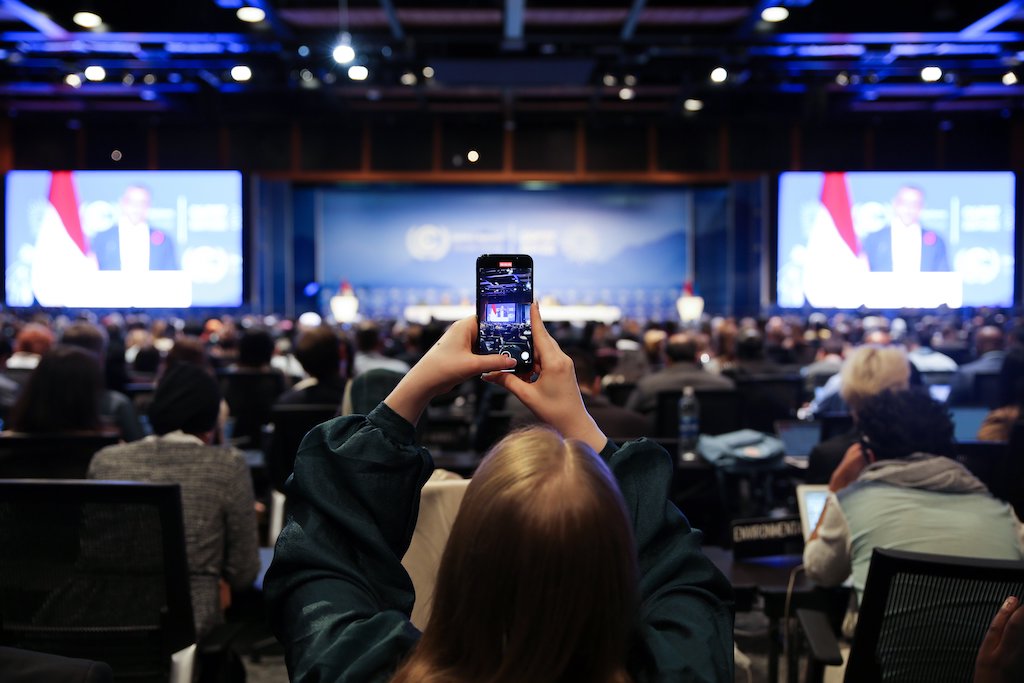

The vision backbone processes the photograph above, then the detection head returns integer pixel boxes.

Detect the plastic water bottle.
[678,386,700,456]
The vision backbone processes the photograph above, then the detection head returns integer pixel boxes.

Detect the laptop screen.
[929,384,952,403]
[951,406,990,443]
[775,420,822,458]
[797,484,830,540]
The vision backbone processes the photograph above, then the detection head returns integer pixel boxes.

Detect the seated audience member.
[726,329,784,377]
[265,306,734,683]
[276,326,349,407]
[510,348,652,441]
[950,325,1005,405]
[978,347,1024,442]
[807,325,895,416]
[61,321,144,441]
[1,323,57,411]
[905,327,958,372]
[804,389,1024,604]
[88,363,260,642]
[626,331,735,414]
[7,346,106,435]
[801,337,844,396]
[223,327,287,447]
[352,322,410,377]
[805,345,911,484]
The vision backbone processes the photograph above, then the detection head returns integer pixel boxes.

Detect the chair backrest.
[0,434,120,479]
[955,440,1013,504]
[972,373,1002,409]
[819,412,855,442]
[220,369,287,448]
[266,405,339,492]
[604,382,636,408]
[846,547,1024,683]
[734,375,804,433]
[655,389,741,438]
[0,479,196,683]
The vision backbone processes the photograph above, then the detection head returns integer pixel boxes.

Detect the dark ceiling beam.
[620,0,647,41]
[504,0,524,42]
[961,1,1024,38]
[0,0,69,39]
[760,31,1024,44]
[378,0,405,41]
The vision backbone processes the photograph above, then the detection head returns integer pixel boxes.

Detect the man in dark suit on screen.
[861,185,950,272]
[90,185,178,271]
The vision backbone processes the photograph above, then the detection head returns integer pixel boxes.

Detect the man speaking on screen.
[91,185,178,271]
[861,185,950,273]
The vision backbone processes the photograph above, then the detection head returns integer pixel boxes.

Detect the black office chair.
[0,479,197,683]
[819,412,855,442]
[604,382,636,407]
[973,373,1002,409]
[654,389,740,438]
[734,375,804,433]
[0,434,120,479]
[221,368,288,449]
[797,547,1024,683]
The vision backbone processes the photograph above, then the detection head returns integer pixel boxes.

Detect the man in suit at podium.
[861,185,950,273]
[91,185,178,271]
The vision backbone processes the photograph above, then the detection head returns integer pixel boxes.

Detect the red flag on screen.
[48,171,89,255]
[820,172,858,256]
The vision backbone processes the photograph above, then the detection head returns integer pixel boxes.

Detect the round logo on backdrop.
[405,224,451,261]
[954,247,1000,285]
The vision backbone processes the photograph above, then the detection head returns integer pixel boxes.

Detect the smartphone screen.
[476,254,534,373]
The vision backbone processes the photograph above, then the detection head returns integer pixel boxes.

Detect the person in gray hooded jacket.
[804,388,1024,604]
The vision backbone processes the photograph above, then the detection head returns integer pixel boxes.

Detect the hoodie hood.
[858,453,989,495]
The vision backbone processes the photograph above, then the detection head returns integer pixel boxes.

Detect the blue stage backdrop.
[309,184,691,320]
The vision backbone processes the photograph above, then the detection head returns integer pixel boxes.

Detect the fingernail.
[1005,596,1018,609]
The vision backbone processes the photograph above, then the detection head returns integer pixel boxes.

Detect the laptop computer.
[796,484,830,540]
[775,420,822,469]
[950,406,990,443]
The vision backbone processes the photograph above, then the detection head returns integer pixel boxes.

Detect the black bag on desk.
[698,429,785,466]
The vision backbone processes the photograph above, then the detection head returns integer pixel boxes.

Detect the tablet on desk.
[796,484,830,541]
[951,406,990,443]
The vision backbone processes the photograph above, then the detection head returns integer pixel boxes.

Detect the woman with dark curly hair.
[803,388,1024,605]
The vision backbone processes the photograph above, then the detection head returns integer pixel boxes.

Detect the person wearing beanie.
[88,363,260,649]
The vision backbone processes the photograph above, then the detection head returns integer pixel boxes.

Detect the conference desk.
[704,546,849,683]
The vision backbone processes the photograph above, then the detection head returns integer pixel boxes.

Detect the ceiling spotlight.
[602,74,617,87]
[299,69,314,82]
[333,33,356,65]
[623,74,637,87]
[710,67,728,83]
[1003,71,1019,86]
[64,73,82,88]
[422,65,435,79]
[836,72,850,86]
[467,150,480,163]
[83,65,105,82]
[230,65,252,82]
[683,98,704,112]
[72,11,102,29]
[110,149,122,162]
[760,6,789,23]
[122,73,135,86]
[298,45,310,58]
[347,65,368,81]
[143,73,157,85]
[236,6,266,23]
[400,71,417,86]
[921,66,942,82]
[618,87,635,100]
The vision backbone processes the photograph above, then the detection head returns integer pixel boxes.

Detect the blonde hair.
[839,344,911,413]
[391,426,637,683]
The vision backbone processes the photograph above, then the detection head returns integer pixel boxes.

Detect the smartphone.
[475,254,534,373]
